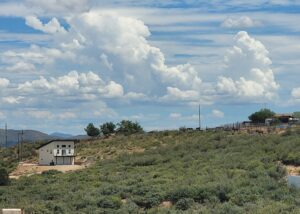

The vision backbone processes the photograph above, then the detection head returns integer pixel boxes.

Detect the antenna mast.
[198,104,201,131]
[5,123,7,147]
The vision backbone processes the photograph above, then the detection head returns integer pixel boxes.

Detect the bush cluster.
[85,120,144,137]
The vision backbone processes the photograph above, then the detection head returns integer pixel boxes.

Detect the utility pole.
[17,132,20,161]
[20,130,23,161]
[5,123,7,147]
[199,104,201,131]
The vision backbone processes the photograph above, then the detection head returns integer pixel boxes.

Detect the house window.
[69,149,71,154]
[62,145,66,148]
[57,150,59,154]
[68,145,71,148]
[57,145,59,148]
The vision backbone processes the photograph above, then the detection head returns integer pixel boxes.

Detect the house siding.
[38,140,75,165]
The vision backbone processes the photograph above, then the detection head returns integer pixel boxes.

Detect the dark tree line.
[85,120,143,137]
[248,108,275,123]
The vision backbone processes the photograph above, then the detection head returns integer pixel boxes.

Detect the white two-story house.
[37,140,77,165]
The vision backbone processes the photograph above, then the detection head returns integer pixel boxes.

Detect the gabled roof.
[36,139,79,149]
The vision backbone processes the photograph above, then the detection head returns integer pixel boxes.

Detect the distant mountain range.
[50,132,74,138]
[0,129,89,147]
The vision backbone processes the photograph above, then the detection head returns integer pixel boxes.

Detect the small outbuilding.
[37,139,77,166]
[1,209,24,214]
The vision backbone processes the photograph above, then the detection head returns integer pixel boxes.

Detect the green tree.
[116,120,144,135]
[0,168,9,186]
[84,123,100,137]
[248,108,275,123]
[100,122,116,136]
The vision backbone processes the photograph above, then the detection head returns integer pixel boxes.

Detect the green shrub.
[175,198,194,210]
[41,170,62,176]
[0,168,9,186]
[132,193,161,209]
[167,187,194,203]
[97,196,122,209]
[193,186,215,203]
[116,120,144,135]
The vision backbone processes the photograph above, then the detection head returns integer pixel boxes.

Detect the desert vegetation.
[0,130,300,213]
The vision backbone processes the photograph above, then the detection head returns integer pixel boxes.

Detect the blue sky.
[0,0,300,134]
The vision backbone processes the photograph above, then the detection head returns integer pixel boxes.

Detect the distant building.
[242,121,252,127]
[273,113,294,123]
[1,209,24,214]
[37,140,77,165]
[265,113,300,125]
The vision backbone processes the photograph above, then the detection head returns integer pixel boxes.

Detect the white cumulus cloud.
[221,16,261,28]
[212,109,224,118]
[291,88,300,98]
[0,78,9,88]
[217,31,279,100]
[18,70,124,98]
[25,16,66,34]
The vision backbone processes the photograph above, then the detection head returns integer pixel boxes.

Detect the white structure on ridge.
[37,140,77,165]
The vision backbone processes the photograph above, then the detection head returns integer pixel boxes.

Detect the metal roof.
[36,139,79,149]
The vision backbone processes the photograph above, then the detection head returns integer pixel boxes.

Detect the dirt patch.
[160,201,172,208]
[286,165,300,176]
[9,162,87,179]
[127,147,145,154]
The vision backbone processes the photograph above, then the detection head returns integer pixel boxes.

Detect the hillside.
[0,131,300,213]
[0,129,53,146]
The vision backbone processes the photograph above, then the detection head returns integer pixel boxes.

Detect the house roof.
[274,113,293,118]
[36,139,79,149]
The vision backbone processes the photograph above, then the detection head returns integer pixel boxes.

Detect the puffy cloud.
[25,16,66,34]
[2,45,75,69]
[217,31,279,100]
[61,11,203,93]
[18,70,124,98]
[24,0,90,16]
[212,109,224,118]
[162,87,199,101]
[58,112,77,120]
[27,110,54,120]
[169,113,181,119]
[0,78,9,88]
[291,88,300,98]
[169,113,199,121]
[0,112,6,119]
[217,77,237,94]
[2,96,23,104]
[124,92,146,100]
[5,61,36,72]
[224,31,272,73]
[102,81,124,98]
[221,16,261,28]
